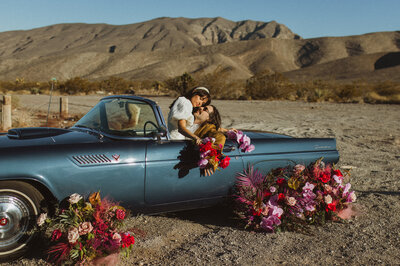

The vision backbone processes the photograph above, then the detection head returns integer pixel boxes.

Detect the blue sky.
[0,0,399,38]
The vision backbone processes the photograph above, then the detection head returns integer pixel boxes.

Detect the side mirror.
[155,126,168,141]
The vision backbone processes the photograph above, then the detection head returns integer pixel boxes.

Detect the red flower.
[326,202,337,212]
[319,173,331,183]
[116,209,126,220]
[209,148,219,157]
[263,191,271,198]
[98,222,108,231]
[252,208,261,216]
[121,233,135,248]
[276,178,286,186]
[200,142,213,153]
[332,169,343,177]
[51,229,62,241]
[219,156,230,169]
[278,193,285,202]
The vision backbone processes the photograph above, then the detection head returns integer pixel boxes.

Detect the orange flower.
[89,191,101,206]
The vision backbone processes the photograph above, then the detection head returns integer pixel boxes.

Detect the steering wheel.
[143,121,159,136]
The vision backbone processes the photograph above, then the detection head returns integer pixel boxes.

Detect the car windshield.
[73,98,159,137]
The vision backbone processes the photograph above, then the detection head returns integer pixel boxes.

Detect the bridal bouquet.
[37,192,135,264]
[197,137,230,171]
[234,159,357,233]
[227,130,255,153]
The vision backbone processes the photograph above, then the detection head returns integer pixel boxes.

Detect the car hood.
[0,127,101,149]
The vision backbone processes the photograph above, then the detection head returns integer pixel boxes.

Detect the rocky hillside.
[0,17,399,82]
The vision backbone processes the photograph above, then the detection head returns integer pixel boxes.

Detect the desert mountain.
[0,17,399,82]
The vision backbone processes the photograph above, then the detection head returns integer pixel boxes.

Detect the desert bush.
[164,72,196,95]
[373,81,400,96]
[245,71,291,100]
[99,76,131,94]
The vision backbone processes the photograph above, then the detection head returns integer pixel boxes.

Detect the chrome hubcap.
[0,195,30,249]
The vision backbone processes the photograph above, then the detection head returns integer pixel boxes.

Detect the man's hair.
[207,105,221,130]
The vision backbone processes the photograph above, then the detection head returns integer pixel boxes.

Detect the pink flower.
[116,209,126,220]
[240,135,251,146]
[347,191,357,202]
[343,183,352,196]
[333,175,343,184]
[303,182,315,192]
[226,130,237,140]
[244,144,255,152]
[235,131,244,143]
[260,215,281,232]
[198,158,209,169]
[269,186,277,193]
[68,227,79,244]
[78,222,93,235]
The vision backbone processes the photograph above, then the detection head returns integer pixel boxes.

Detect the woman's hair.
[169,86,211,109]
[207,105,221,130]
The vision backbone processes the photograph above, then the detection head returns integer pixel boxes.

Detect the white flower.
[286,197,297,206]
[269,186,277,193]
[348,191,357,202]
[112,233,122,243]
[78,222,93,235]
[324,195,333,204]
[68,227,80,244]
[333,175,343,184]
[37,213,47,226]
[69,193,83,204]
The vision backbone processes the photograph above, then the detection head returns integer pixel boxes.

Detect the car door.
[144,139,244,207]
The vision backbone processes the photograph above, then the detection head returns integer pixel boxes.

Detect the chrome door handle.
[223,145,236,153]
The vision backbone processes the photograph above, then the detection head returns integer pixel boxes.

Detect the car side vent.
[72,154,112,165]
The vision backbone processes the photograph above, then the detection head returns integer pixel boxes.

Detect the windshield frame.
[71,95,168,140]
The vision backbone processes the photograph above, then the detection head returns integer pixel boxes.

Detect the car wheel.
[0,181,44,260]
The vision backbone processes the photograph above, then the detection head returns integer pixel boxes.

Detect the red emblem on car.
[0,218,8,226]
[112,154,120,161]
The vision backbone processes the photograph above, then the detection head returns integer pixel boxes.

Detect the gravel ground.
[2,95,400,265]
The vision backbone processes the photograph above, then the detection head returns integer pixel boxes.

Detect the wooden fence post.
[2,95,12,131]
[60,97,68,118]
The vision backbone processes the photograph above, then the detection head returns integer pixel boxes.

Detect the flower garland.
[37,192,135,264]
[197,137,230,171]
[234,159,357,232]
[227,130,255,152]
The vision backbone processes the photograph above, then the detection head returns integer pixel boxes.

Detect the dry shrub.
[245,71,290,100]
[11,109,35,128]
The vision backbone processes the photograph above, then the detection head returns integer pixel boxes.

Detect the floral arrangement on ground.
[234,159,358,232]
[37,191,135,264]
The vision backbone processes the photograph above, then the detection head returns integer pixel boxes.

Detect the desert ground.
[2,94,400,265]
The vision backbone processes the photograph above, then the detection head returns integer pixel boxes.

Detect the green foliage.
[164,72,196,95]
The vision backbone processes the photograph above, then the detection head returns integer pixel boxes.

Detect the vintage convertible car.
[0,95,339,258]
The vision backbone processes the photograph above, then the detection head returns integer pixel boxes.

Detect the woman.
[167,87,211,143]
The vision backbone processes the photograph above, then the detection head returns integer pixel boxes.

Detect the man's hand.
[195,136,202,145]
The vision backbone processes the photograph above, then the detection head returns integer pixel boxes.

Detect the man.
[191,105,227,176]
[191,105,226,149]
